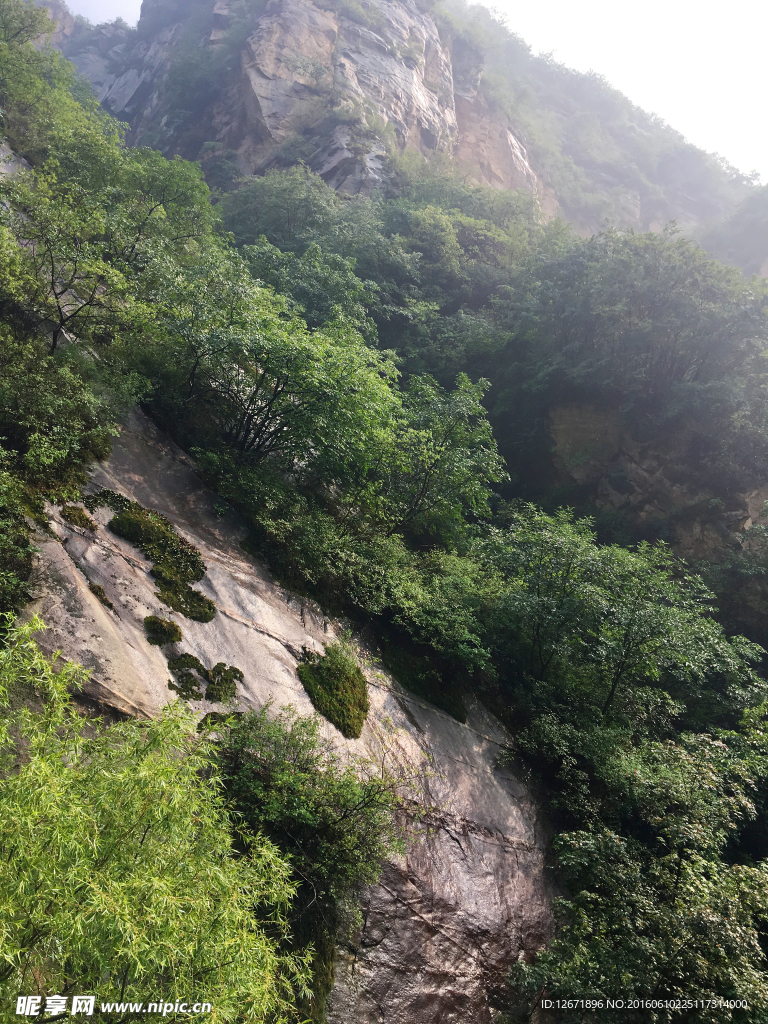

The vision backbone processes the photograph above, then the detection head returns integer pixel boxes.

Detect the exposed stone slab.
[25,409,552,1022]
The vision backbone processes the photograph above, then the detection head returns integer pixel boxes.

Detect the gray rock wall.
[25,410,552,1022]
[44,0,545,197]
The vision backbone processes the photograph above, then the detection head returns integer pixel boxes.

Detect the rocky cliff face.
[547,402,768,645]
[548,403,768,561]
[26,410,552,1022]
[45,0,549,199]
[41,0,756,233]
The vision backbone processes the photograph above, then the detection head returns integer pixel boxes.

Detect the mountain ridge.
[42,0,760,242]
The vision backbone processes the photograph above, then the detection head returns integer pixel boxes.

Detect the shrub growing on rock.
[218,703,404,1020]
[144,615,182,646]
[167,653,243,703]
[298,641,369,739]
[207,662,244,703]
[88,582,113,609]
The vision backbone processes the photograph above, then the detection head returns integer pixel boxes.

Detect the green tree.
[348,373,507,544]
[0,617,309,1020]
[488,228,768,494]
[221,165,341,250]
[141,248,399,486]
[244,239,378,340]
[219,703,404,1019]
[483,507,762,725]
[0,463,33,611]
[511,734,768,1022]
[0,150,213,352]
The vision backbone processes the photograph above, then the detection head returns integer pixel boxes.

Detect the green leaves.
[220,702,403,906]
[140,246,400,488]
[0,618,309,1019]
[483,506,762,724]
[513,828,768,1021]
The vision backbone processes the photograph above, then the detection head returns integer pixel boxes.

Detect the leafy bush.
[143,615,182,646]
[510,737,768,1021]
[218,704,404,1020]
[297,641,370,739]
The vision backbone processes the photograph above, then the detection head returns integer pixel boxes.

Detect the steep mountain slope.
[27,409,553,1023]
[7,3,768,1010]
[702,183,768,276]
[45,0,754,234]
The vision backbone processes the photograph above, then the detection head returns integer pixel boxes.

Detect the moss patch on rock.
[88,582,113,609]
[86,490,215,622]
[60,504,97,531]
[167,653,243,703]
[144,615,183,646]
[206,662,244,703]
[83,489,132,515]
[297,641,369,739]
[167,653,207,699]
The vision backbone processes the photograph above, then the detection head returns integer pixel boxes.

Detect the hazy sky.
[65,0,768,181]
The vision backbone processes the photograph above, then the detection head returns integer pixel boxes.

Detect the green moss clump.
[144,615,183,646]
[88,582,113,609]
[168,653,208,675]
[60,504,97,531]
[167,653,243,702]
[168,652,207,697]
[153,568,216,622]
[206,662,244,703]
[87,491,216,623]
[297,642,369,739]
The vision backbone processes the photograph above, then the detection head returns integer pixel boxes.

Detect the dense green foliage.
[218,704,404,1019]
[5,0,768,1014]
[143,614,183,646]
[0,616,309,1020]
[297,640,370,738]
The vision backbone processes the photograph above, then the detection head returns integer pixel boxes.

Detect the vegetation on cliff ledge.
[3,0,768,1017]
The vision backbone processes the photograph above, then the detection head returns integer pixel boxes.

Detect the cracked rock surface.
[26,410,552,1022]
[46,0,545,198]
